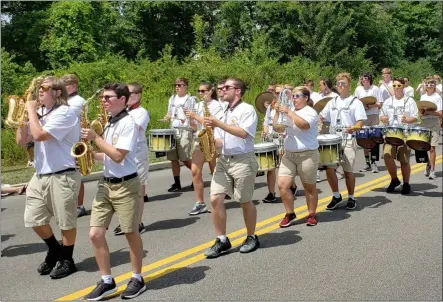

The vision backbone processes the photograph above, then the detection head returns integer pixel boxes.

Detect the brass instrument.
[5,76,44,128]
[70,89,102,176]
[273,88,292,131]
[197,96,216,162]
[90,92,108,136]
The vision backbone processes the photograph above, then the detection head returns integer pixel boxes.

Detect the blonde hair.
[292,86,311,107]
[433,74,441,83]
[336,72,351,84]
[382,68,392,74]
[61,74,79,85]
[42,76,69,106]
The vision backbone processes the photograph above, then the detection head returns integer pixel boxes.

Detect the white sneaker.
[371,163,379,173]
[27,161,34,168]
[424,164,431,177]
[429,171,436,180]
[316,170,321,183]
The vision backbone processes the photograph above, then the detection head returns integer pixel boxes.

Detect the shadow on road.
[77,248,149,273]
[1,234,15,242]
[147,266,210,290]
[149,192,182,202]
[257,230,302,249]
[1,242,48,257]
[1,208,6,212]
[406,182,440,198]
[145,217,200,232]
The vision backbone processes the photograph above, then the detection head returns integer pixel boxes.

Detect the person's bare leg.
[210,194,227,235]
[89,227,111,275]
[240,201,257,236]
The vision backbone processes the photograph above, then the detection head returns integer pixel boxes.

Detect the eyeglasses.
[293,93,307,99]
[217,87,224,91]
[362,77,370,81]
[222,85,239,91]
[336,81,347,87]
[175,84,186,87]
[39,85,52,92]
[100,95,118,101]
[197,90,208,93]
[392,84,404,88]
[268,88,275,92]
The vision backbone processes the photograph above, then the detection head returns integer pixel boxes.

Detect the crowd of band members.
[12,68,442,300]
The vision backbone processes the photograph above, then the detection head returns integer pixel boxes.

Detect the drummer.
[380,77,418,194]
[185,82,224,215]
[419,78,442,180]
[403,77,414,98]
[378,68,394,101]
[320,72,367,210]
[274,86,320,227]
[354,72,384,173]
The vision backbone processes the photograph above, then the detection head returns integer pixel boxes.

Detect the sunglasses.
[222,85,239,91]
[425,84,435,88]
[175,84,186,87]
[336,81,347,87]
[268,88,275,92]
[197,90,208,93]
[39,85,52,92]
[100,95,118,101]
[362,77,370,81]
[392,84,404,88]
[293,93,307,99]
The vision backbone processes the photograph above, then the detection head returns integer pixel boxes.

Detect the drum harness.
[386,96,413,136]
[330,96,357,158]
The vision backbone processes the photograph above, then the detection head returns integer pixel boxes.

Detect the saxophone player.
[203,78,260,258]
[16,76,81,279]
[184,82,223,216]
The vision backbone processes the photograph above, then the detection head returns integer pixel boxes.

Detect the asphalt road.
[1,142,442,301]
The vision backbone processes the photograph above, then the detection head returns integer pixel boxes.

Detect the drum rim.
[150,129,176,134]
[254,142,278,152]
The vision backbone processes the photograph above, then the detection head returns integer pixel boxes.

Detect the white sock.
[217,235,227,242]
[333,192,341,198]
[102,275,113,284]
[132,273,143,282]
[348,195,355,200]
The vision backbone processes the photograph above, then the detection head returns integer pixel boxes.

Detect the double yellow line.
[57,155,442,301]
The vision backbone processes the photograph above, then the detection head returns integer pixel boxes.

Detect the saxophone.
[198,100,216,162]
[90,95,108,136]
[70,89,102,176]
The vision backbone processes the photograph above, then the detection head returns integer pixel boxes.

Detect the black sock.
[371,159,376,164]
[365,155,370,164]
[62,244,74,262]
[43,235,61,252]
[174,176,180,186]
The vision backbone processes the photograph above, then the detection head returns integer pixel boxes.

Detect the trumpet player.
[162,78,193,192]
[320,73,367,210]
[185,82,223,215]
[16,76,81,279]
[81,83,146,300]
[61,74,88,218]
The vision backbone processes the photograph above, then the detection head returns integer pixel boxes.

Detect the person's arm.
[204,107,257,139]
[26,101,53,142]
[286,108,310,130]
[16,124,32,146]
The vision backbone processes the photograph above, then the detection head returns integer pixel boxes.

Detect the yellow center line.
[56,155,441,301]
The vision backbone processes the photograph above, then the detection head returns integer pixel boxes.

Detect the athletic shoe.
[167,183,181,192]
[188,202,209,215]
[346,198,357,210]
[306,213,318,226]
[360,163,371,172]
[239,235,260,253]
[279,212,297,228]
[401,183,411,195]
[326,195,343,210]
[429,171,436,180]
[371,163,379,173]
[262,192,276,203]
[84,279,117,301]
[386,178,401,193]
[204,238,232,258]
[121,277,147,299]
[50,259,77,279]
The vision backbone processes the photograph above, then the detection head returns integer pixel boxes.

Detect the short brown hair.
[382,68,392,75]
[393,77,405,85]
[61,74,79,85]
[227,77,247,97]
[336,72,351,84]
[175,78,188,86]
[128,82,143,94]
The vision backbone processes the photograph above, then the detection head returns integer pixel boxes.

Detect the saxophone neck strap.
[103,109,129,134]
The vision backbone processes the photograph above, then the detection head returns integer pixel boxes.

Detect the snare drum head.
[150,129,176,136]
[254,142,278,152]
[318,134,342,145]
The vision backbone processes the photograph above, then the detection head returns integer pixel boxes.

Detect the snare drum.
[254,142,278,172]
[149,129,176,152]
[406,126,432,151]
[370,126,385,144]
[355,126,376,149]
[385,126,404,146]
[318,134,342,167]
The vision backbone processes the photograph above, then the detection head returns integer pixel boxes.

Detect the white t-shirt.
[219,98,228,111]
[214,101,258,155]
[382,96,418,126]
[195,99,224,132]
[103,114,138,178]
[310,92,322,104]
[404,86,414,99]
[436,84,442,95]
[354,85,383,116]
[263,106,277,133]
[320,95,367,139]
[33,105,80,174]
[419,93,443,120]
[168,94,195,128]
[318,91,339,101]
[128,106,150,160]
[284,106,319,152]
[67,94,86,118]
[379,81,393,101]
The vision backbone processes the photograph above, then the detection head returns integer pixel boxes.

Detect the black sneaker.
[401,183,411,195]
[143,195,149,202]
[139,223,146,234]
[114,225,124,236]
[256,171,265,177]
[239,235,260,253]
[121,277,147,299]
[37,251,59,275]
[168,183,181,192]
[262,192,276,203]
[346,198,357,210]
[50,259,77,279]
[204,238,232,258]
[326,195,342,210]
[225,195,232,200]
[290,186,298,197]
[84,279,117,301]
[386,178,401,193]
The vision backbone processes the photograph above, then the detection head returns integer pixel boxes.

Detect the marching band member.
[274,86,320,227]
[420,78,442,180]
[113,82,149,235]
[203,78,260,258]
[320,73,367,210]
[304,79,321,104]
[318,78,339,99]
[82,83,146,300]
[379,68,394,101]
[403,77,415,98]
[217,79,228,110]
[433,74,442,95]
[185,82,223,215]
[162,78,193,192]
[354,72,383,173]
[61,74,88,218]
[380,77,417,194]
[16,76,81,279]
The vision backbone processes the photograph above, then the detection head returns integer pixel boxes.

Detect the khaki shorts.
[24,170,81,230]
[420,118,440,147]
[167,130,192,161]
[90,176,140,233]
[210,153,258,203]
[364,114,380,126]
[340,138,357,173]
[278,149,320,184]
[135,154,149,184]
[383,142,410,164]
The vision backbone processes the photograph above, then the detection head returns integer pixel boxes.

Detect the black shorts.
[26,141,35,149]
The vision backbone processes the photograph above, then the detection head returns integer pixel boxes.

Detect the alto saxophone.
[198,100,216,162]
